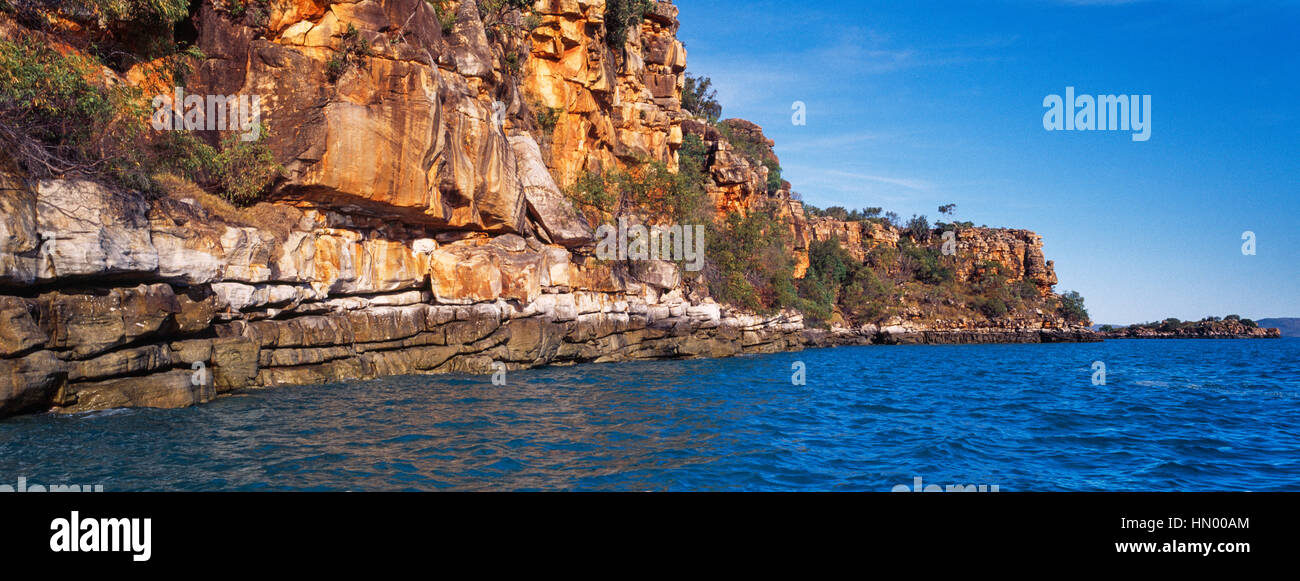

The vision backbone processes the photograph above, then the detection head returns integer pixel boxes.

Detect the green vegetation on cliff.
[706,211,800,313]
[805,205,900,228]
[604,0,654,49]
[0,4,285,203]
[717,120,783,194]
[798,237,1056,327]
[0,36,150,187]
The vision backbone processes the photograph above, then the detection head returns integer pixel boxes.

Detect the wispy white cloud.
[782,164,937,210]
[774,131,890,153]
[820,169,933,191]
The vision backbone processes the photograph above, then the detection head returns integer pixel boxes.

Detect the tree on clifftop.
[682,73,722,123]
[906,214,932,242]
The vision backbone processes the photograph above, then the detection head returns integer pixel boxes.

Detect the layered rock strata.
[0,176,811,417]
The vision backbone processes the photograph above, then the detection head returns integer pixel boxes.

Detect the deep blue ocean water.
[2,339,1297,491]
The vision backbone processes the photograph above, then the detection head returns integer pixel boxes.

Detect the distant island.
[1256,319,1300,338]
[1098,316,1281,339]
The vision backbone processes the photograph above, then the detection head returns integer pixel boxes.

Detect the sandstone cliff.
[0,1,1092,418]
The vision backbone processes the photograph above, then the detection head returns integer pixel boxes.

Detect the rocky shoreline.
[0,275,1098,420]
[1099,329,1282,340]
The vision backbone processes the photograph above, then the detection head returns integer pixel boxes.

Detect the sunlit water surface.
[2,339,1297,491]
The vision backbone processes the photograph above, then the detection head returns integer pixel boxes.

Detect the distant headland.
[1098,316,1282,339]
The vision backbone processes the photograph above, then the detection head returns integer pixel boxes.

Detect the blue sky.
[674,0,1298,325]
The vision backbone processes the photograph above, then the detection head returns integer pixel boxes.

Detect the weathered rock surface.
[525,0,688,185]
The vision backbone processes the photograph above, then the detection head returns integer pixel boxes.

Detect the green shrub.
[799,237,894,324]
[975,296,1009,319]
[864,244,898,271]
[69,0,191,27]
[566,153,708,227]
[565,170,617,225]
[327,24,372,82]
[524,13,543,31]
[840,266,891,322]
[604,0,653,49]
[706,211,796,313]
[797,273,836,322]
[503,50,524,75]
[842,207,882,221]
[211,129,282,203]
[0,36,149,182]
[1012,278,1041,301]
[426,0,457,35]
[678,133,709,173]
[534,103,563,133]
[165,44,207,85]
[806,238,852,286]
[899,240,953,285]
[1059,290,1090,324]
[478,0,531,20]
[763,158,782,194]
[42,0,195,66]
[155,125,283,204]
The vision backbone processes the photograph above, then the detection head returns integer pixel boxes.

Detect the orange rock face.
[524,0,688,187]
[191,0,532,233]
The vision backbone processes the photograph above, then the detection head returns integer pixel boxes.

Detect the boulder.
[61,370,214,413]
[508,135,593,247]
[211,338,261,392]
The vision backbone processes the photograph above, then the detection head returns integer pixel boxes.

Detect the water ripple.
[1,339,1298,491]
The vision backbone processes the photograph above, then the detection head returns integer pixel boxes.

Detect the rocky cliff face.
[185,0,585,241]
[0,0,1091,418]
[525,0,687,184]
[803,220,1058,295]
